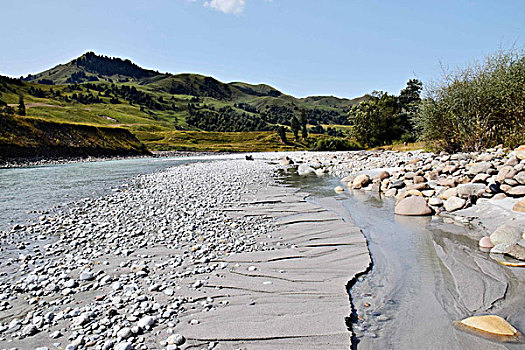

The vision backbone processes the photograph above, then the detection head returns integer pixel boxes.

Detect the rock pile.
[283,145,525,260]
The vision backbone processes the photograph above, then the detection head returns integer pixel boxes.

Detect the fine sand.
[176,186,370,349]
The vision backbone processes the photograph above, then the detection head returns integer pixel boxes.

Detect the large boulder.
[504,185,525,197]
[440,187,458,200]
[468,162,492,175]
[513,198,525,212]
[479,236,494,249]
[352,174,371,189]
[443,196,466,212]
[504,243,525,261]
[515,171,525,185]
[497,166,517,183]
[456,183,485,198]
[454,315,523,342]
[378,171,391,180]
[297,164,315,176]
[490,224,522,246]
[394,196,432,216]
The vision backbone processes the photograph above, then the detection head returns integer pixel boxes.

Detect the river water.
[0,155,245,232]
[282,171,525,350]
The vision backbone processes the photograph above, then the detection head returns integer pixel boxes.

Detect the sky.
[1,0,524,98]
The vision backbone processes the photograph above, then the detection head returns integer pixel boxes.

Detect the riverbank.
[0,157,371,350]
[278,147,525,347]
[0,151,227,169]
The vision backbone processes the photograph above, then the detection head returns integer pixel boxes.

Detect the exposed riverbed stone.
[490,224,523,246]
[394,196,432,216]
[352,174,371,189]
[479,236,494,249]
[514,198,525,212]
[504,243,525,261]
[515,145,525,160]
[444,196,466,212]
[455,315,523,342]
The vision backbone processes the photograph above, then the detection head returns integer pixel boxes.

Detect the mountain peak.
[24,51,159,84]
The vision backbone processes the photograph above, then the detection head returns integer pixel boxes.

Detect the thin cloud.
[204,0,246,15]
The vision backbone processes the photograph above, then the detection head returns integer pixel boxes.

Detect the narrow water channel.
[279,168,525,350]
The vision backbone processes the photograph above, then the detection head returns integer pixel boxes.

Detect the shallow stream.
[280,169,525,349]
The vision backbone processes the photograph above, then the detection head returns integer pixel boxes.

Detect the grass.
[372,141,428,152]
[137,130,324,152]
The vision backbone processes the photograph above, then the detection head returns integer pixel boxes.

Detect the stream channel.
[280,169,525,350]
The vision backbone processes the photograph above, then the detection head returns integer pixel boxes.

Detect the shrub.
[416,48,525,152]
[310,137,360,151]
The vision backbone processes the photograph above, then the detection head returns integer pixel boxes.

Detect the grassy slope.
[0,114,148,159]
[2,80,359,152]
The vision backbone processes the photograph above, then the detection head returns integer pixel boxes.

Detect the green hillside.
[0,52,365,154]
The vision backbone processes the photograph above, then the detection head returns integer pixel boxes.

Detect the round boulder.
[515,145,525,160]
[454,315,523,343]
[490,224,522,246]
[352,174,371,189]
[479,236,494,249]
[443,196,466,212]
[513,198,525,212]
[394,196,433,216]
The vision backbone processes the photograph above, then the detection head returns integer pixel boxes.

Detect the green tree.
[348,100,381,147]
[416,48,525,151]
[277,126,288,144]
[398,79,423,142]
[290,116,300,141]
[348,92,403,147]
[18,95,26,116]
[299,111,308,140]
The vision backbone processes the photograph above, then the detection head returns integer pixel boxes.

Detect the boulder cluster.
[285,145,525,261]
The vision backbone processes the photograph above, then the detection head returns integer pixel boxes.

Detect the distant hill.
[23,51,364,109]
[1,52,367,153]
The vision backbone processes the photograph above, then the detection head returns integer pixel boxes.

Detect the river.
[0,155,246,232]
[280,170,525,349]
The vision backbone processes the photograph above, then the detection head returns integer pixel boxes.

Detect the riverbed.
[280,169,525,349]
[0,156,523,349]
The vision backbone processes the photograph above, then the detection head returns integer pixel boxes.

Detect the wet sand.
[176,186,371,349]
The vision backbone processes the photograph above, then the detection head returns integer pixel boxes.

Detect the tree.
[348,100,381,147]
[417,48,525,151]
[348,92,403,147]
[18,95,26,116]
[398,79,423,142]
[299,111,308,140]
[290,116,300,141]
[277,126,288,144]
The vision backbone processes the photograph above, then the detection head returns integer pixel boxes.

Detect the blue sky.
[1,0,524,98]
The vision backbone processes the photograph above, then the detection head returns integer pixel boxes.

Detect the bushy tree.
[299,111,308,140]
[348,92,404,147]
[416,48,525,151]
[18,95,26,116]
[277,126,288,144]
[290,116,300,141]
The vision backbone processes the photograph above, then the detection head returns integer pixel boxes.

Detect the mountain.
[23,52,363,107]
[1,52,367,154]
[23,52,158,84]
